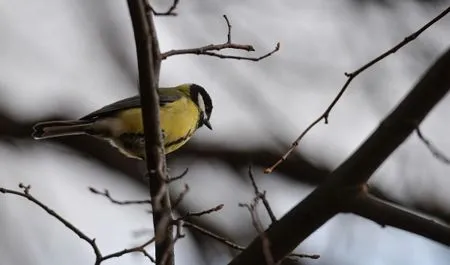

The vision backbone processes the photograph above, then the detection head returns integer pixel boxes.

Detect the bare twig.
[161,15,280,61]
[289,253,320,260]
[172,184,190,209]
[183,221,245,251]
[0,184,103,264]
[176,204,224,221]
[89,187,152,205]
[196,44,280,61]
[101,237,156,263]
[248,165,277,223]
[265,5,450,174]
[166,168,189,183]
[239,200,275,265]
[146,0,179,16]
[223,14,232,43]
[415,126,450,164]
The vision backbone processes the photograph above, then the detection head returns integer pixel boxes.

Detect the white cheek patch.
[197,93,206,114]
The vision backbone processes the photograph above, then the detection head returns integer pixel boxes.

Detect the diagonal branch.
[230,48,450,265]
[265,5,450,173]
[0,184,103,264]
[350,193,450,246]
[127,1,174,264]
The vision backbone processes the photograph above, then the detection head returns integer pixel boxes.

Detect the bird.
[32,83,213,159]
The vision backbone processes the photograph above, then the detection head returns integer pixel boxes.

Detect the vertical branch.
[127,1,174,265]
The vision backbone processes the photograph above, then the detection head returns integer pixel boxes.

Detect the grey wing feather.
[80,92,181,120]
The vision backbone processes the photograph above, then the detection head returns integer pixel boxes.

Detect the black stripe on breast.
[165,130,194,148]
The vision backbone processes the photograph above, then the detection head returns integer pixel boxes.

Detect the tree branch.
[0,184,103,264]
[350,194,450,246]
[127,1,173,264]
[89,187,152,205]
[160,15,280,61]
[415,126,450,164]
[265,5,450,173]
[248,165,277,224]
[100,237,156,263]
[239,199,275,265]
[230,48,450,265]
[148,0,179,16]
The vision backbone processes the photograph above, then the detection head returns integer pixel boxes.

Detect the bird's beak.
[204,119,213,130]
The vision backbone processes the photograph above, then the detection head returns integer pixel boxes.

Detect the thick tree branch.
[127,1,173,264]
[266,5,450,173]
[230,48,450,265]
[350,194,450,246]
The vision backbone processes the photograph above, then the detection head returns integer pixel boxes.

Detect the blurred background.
[0,0,449,264]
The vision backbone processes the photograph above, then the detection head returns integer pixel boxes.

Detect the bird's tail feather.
[32,120,93,139]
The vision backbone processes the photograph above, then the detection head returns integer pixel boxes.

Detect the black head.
[190,84,213,130]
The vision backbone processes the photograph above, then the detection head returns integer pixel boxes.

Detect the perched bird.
[32,84,213,159]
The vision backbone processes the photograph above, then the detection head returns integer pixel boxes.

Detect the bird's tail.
[32,120,94,139]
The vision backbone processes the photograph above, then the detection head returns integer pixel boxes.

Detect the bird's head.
[189,84,213,130]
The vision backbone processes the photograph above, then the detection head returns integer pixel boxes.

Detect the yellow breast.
[115,97,200,154]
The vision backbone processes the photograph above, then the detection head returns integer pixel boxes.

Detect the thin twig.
[166,168,189,183]
[89,187,152,205]
[416,126,450,164]
[195,45,280,61]
[0,184,103,264]
[161,15,280,61]
[175,204,224,221]
[172,184,190,209]
[183,221,245,251]
[239,200,275,265]
[265,4,450,174]
[101,237,156,263]
[223,14,232,43]
[289,253,320,260]
[248,165,277,223]
[147,0,179,16]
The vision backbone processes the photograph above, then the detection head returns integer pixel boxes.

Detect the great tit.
[32,84,213,159]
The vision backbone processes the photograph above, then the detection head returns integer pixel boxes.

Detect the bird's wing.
[81,91,182,120]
